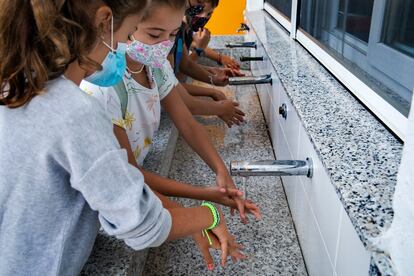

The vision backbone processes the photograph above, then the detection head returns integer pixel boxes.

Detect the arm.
[179,44,228,86]
[112,125,242,207]
[181,82,227,101]
[175,83,245,127]
[204,48,241,70]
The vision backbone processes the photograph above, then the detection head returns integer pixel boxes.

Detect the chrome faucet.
[228,74,272,86]
[237,23,250,33]
[230,159,313,178]
[225,41,257,49]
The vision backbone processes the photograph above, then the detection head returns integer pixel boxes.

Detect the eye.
[149,34,160,39]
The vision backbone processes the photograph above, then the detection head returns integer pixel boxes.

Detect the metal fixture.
[240,56,264,62]
[230,158,313,178]
[279,103,288,119]
[225,41,257,49]
[237,23,250,33]
[228,74,272,86]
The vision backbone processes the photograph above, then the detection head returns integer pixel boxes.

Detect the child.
[186,0,241,70]
[171,0,245,108]
[81,0,261,222]
[0,1,241,274]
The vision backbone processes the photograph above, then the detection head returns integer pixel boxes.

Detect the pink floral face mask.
[126,36,175,68]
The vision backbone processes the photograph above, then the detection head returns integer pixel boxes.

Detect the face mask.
[188,15,211,32]
[85,17,127,87]
[126,36,175,68]
[186,1,204,17]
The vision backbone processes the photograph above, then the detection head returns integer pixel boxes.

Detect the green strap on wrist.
[201,201,220,230]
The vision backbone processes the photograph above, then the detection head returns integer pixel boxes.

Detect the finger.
[231,117,241,125]
[201,246,214,270]
[221,240,229,267]
[235,198,246,221]
[236,109,246,116]
[230,207,235,216]
[223,187,244,197]
[232,101,240,107]
[247,203,262,220]
[234,114,245,122]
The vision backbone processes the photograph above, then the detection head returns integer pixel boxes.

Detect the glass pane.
[336,0,374,42]
[382,0,414,58]
[299,0,412,117]
[266,0,292,19]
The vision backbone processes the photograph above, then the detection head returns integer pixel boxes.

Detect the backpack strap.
[113,80,128,119]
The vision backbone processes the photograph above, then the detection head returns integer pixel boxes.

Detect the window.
[265,0,292,19]
[262,0,414,140]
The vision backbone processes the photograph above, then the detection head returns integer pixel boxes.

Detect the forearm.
[142,169,213,200]
[181,83,215,97]
[167,206,213,240]
[175,83,222,115]
[180,119,228,174]
[179,46,212,84]
[204,47,221,63]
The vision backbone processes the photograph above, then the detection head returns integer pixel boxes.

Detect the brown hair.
[143,0,187,20]
[207,0,219,8]
[0,0,148,108]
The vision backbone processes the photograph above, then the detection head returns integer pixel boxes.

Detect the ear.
[94,5,113,36]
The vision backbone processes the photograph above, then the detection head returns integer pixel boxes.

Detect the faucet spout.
[230,159,313,178]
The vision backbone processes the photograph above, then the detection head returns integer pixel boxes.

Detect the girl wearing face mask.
[171,0,245,114]
[82,0,261,229]
[0,0,243,274]
[186,0,241,70]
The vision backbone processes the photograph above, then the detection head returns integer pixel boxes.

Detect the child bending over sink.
[81,0,261,269]
[0,0,248,274]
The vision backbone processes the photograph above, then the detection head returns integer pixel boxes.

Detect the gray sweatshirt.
[0,77,171,276]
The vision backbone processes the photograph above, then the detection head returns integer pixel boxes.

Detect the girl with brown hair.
[0,1,242,274]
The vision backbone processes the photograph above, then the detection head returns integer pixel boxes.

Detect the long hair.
[0,0,148,108]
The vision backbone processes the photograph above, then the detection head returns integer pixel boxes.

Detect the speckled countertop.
[245,10,403,275]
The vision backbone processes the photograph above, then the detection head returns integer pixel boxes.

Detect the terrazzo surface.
[246,10,404,275]
[81,113,176,276]
[143,78,308,275]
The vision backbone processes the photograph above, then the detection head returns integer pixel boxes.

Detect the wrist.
[217,53,223,65]
[201,201,221,230]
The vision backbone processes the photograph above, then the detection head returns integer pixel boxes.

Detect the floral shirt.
[81,61,178,165]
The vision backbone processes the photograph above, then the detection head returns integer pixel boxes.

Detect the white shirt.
[81,61,178,165]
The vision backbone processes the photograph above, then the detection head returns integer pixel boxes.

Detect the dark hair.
[0,0,148,108]
[208,0,219,8]
[142,0,187,20]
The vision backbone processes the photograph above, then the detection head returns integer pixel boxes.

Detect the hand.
[216,171,247,222]
[210,89,227,101]
[217,100,245,128]
[220,54,241,70]
[192,231,217,270]
[210,208,246,266]
[192,28,211,50]
[205,186,262,222]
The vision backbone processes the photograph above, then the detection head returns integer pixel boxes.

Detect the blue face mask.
[85,17,127,87]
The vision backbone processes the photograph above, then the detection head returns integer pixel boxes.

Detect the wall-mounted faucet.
[240,56,264,62]
[228,74,272,86]
[237,23,250,33]
[230,159,313,178]
[225,41,257,49]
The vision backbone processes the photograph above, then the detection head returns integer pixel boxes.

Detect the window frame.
[262,0,410,141]
[367,0,414,92]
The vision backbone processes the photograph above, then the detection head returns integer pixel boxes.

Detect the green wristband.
[201,201,220,230]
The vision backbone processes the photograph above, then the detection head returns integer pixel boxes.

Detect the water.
[241,176,249,199]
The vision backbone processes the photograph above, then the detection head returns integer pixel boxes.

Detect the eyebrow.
[147,27,181,32]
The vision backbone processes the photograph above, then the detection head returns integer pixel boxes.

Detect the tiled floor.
[143,79,308,275]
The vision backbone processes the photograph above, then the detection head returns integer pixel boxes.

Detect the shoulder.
[45,77,113,130]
